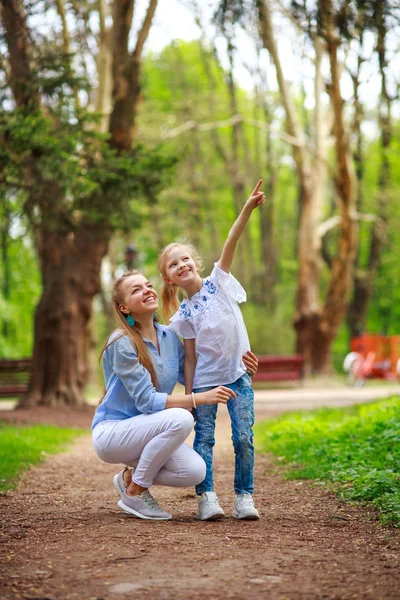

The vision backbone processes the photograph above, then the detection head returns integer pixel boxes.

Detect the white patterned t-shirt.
[168,263,250,388]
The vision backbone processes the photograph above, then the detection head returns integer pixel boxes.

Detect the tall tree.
[347,0,395,337]
[259,0,358,372]
[216,0,358,372]
[0,0,169,406]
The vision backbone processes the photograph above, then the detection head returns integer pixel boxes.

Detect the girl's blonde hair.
[157,242,203,323]
[100,270,159,390]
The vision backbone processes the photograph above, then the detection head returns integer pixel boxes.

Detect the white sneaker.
[197,492,225,521]
[233,494,260,520]
[118,490,172,520]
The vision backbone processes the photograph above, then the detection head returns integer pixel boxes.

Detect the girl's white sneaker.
[197,491,225,521]
[233,494,260,520]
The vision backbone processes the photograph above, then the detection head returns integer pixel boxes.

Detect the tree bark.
[0,0,38,108]
[94,0,113,132]
[109,0,158,151]
[20,226,109,407]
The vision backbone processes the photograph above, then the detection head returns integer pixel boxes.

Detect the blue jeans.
[193,372,254,495]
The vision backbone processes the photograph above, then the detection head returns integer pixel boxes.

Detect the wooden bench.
[253,355,304,382]
[0,359,32,398]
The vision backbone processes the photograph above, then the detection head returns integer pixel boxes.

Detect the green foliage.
[0,107,177,233]
[0,236,41,358]
[0,421,86,492]
[254,397,400,526]
[0,193,40,357]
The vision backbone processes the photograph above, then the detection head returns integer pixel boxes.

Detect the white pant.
[92,408,206,489]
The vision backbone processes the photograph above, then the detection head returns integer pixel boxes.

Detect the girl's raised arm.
[218,179,265,274]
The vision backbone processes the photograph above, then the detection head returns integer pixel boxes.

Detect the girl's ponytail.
[160,281,180,324]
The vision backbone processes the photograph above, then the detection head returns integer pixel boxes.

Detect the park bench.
[0,359,32,398]
[253,355,304,382]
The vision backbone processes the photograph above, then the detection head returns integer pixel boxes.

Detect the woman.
[92,270,258,521]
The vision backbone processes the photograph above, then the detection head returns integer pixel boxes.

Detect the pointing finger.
[251,179,262,196]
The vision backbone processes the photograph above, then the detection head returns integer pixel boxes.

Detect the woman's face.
[119,274,159,319]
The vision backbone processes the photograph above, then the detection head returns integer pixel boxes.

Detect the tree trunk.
[294,36,331,372]
[109,0,158,151]
[314,0,357,371]
[259,0,326,370]
[259,0,356,373]
[0,0,38,108]
[294,0,359,373]
[20,226,109,407]
[347,3,391,338]
[260,76,278,301]
[347,50,366,339]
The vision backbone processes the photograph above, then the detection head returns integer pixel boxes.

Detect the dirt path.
[1,393,399,600]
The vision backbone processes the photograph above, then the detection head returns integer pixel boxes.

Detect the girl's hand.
[197,386,236,405]
[246,179,265,210]
[242,350,258,377]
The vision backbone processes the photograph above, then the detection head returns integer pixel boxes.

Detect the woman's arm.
[218,180,265,273]
[242,350,258,376]
[165,386,235,409]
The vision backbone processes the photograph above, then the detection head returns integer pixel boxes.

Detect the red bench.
[253,355,304,382]
[0,359,32,397]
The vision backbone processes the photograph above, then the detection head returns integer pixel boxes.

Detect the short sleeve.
[169,314,196,339]
[211,263,247,303]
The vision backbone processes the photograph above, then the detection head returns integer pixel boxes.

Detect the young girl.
[158,180,265,521]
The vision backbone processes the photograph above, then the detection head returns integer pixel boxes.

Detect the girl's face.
[119,274,158,319]
[163,246,198,287]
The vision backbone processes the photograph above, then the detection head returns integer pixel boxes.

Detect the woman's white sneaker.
[233,494,260,520]
[118,490,172,520]
[113,467,136,498]
[197,492,225,521]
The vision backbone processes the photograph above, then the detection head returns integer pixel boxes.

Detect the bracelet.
[191,392,197,409]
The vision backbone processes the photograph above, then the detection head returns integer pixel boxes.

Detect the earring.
[126,315,135,327]
[153,313,157,321]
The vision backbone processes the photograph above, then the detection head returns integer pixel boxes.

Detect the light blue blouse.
[92,323,184,430]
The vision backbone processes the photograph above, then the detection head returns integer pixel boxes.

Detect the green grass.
[0,421,87,493]
[254,397,400,526]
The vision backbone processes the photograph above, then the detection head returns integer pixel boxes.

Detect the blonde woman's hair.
[157,242,203,323]
[100,270,159,392]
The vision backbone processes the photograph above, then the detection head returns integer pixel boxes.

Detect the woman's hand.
[197,386,236,405]
[242,350,258,377]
